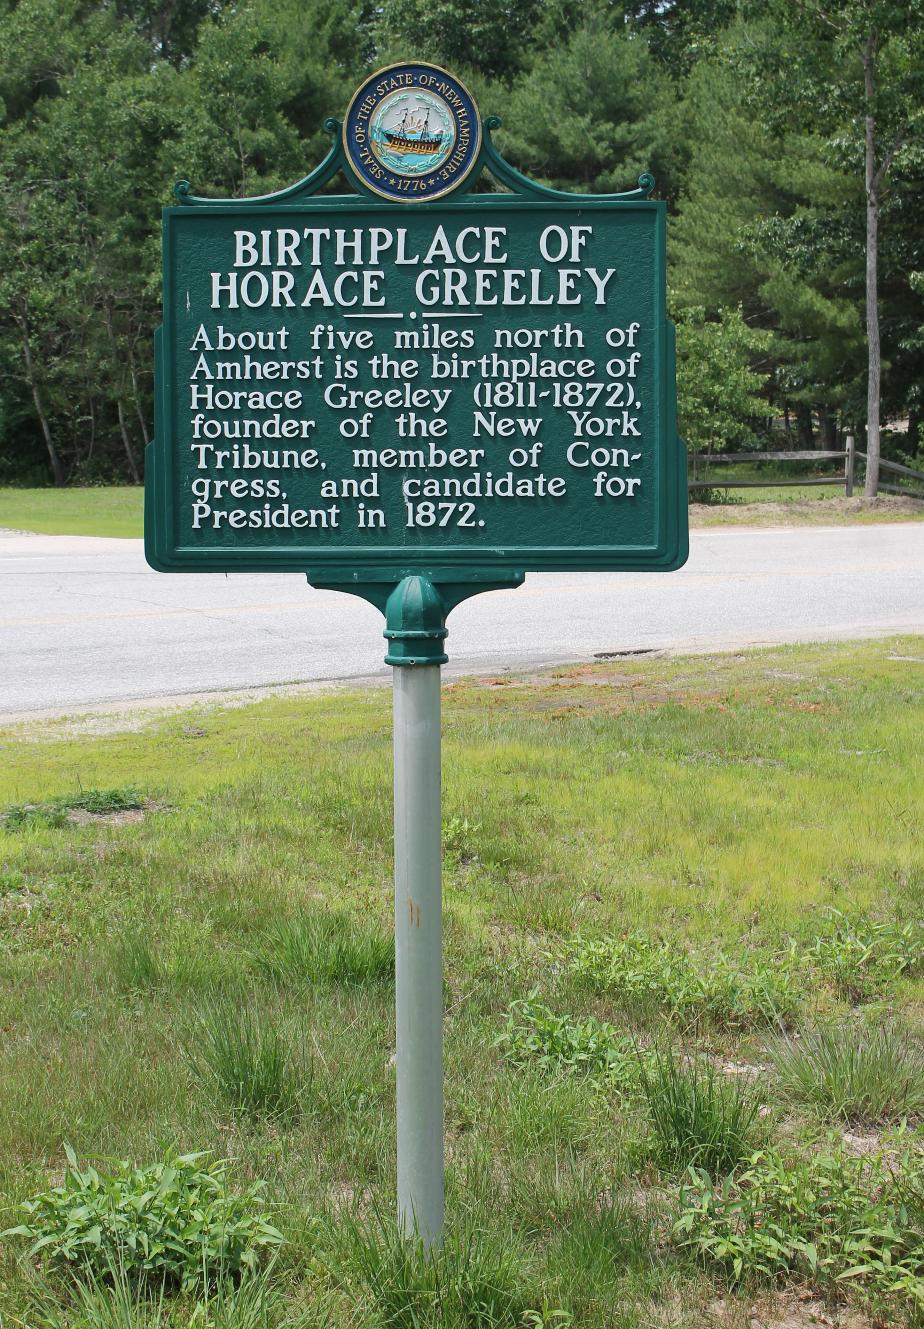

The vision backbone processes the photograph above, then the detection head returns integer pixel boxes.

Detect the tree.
[377,0,545,82]
[495,11,683,200]
[667,33,861,441]
[736,0,924,491]
[675,306,773,451]
[834,2,923,491]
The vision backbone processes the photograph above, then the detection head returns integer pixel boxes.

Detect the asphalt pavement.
[1,523,922,717]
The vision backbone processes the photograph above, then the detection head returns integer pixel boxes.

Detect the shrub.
[497,999,642,1092]
[252,913,393,986]
[640,1047,761,1175]
[806,909,924,1001]
[192,1001,310,1120]
[771,1021,924,1124]
[567,932,799,1030]
[674,1144,924,1314]
[3,1147,282,1291]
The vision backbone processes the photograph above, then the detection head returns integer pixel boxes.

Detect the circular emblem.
[343,63,481,203]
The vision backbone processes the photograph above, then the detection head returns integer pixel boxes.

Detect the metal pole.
[392,662,444,1247]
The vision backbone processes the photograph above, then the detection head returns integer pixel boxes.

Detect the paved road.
[1,523,922,716]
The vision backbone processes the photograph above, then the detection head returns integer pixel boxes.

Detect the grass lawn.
[0,486,143,538]
[1,638,924,1326]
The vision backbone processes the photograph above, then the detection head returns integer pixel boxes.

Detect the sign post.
[393,631,443,1244]
[145,61,688,1249]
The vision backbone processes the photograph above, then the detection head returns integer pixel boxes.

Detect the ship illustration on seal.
[382,106,445,155]
[369,90,456,175]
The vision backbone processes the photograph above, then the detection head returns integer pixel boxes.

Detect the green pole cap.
[384,576,450,666]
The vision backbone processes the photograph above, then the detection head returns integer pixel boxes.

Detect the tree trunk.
[104,305,141,483]
[863,34,881,497]
[818,406,837,449]
[18,310,65,487]
[127,340,151,449]
[796,402,814,448]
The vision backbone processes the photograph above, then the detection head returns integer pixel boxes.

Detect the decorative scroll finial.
[171,101,655,206]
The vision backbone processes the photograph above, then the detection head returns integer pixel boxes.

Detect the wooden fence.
[688,434,924,499]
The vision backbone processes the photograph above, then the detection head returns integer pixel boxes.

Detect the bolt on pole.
[392,662,444,1247]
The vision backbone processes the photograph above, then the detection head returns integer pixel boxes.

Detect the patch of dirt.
[841,1130,882,1157]
[707,1294,872,1329]
[690,495,923,527]
[66,805,149,827]
[0,887,45,916]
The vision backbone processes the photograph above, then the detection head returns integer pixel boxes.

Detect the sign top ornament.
[342,62,482,203]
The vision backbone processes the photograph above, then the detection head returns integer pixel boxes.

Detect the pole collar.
[384,576,450,666]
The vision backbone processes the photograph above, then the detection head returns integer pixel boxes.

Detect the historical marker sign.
[145,66,687,578]
[145,64,689,1250]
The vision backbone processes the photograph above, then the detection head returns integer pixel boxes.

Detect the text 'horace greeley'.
[209,224,617,310]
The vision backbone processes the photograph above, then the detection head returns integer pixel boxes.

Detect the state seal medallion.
[343,63,481,202]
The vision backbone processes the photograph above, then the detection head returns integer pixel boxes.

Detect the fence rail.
[688,436,924,499]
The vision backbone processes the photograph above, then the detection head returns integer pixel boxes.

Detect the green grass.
[771,1021,924,1125]
[639,1047,762,1176]
[0,486,143,537]
[1,636,923,1326]
[192,1000,312,1122]
[251,911,393,986]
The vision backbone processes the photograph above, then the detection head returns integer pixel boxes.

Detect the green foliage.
[498,13,680,197]
[2,1147,282,1291]
[675,306,773,451]
[191,1001,311,1121]
[496,999,643,1092]
[771,1022,924,1124]
[640,1047,762,1175]
[443,814,483,866]
[674,1144,924,1313]
[30,1265,295,1327]
[806,908,924,1001]
[0,0,923,485]
[251,912,393,986]
[567,932,799,1030]
[340,1212,531,1329]
[2,787,145,830]
[378,0,543,81]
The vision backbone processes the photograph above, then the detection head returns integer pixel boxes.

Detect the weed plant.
[675,1143,924,1316]
[806,908,924,1001]
[567,933,799,1030]
[639,1047,761,1176]
[771,1021,924,1124]
[3,1147,281,1290]
[497,999,644,1092]
[252,912,393,986]
[192,1000,310,1121]
[3,638,924,1325]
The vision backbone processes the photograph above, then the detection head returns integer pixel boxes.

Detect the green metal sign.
[144,64,690,1252]
[145,107,687,581]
